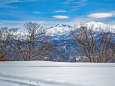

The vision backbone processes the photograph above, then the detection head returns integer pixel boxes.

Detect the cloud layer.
[53,15,69,19]
[88,13,114,18]
[0,0,35,7]
[54,10,67,13]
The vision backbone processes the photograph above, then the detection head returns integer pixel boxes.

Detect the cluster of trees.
[0,22,114,62]
[0,22,53,61]
[72,26,115,62]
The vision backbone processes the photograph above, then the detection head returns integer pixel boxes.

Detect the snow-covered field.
[0,61,115,86]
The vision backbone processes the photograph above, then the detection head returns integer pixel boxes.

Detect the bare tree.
[0,27,18,61]
[15,22,53,61]
[0,22,53,61]
[71,26,114,62]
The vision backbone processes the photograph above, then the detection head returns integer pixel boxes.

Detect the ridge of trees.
[0,22,114,62]
[71,26,115,62]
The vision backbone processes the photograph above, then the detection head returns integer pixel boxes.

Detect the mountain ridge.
[17,21,115,38]
[46,21,115,40]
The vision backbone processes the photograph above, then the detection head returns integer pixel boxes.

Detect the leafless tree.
[71,26,114,62]
[0,22,53,61]
[15,22,53,61]
[0,27,18,60]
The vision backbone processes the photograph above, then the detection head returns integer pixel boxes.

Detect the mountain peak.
[88,21,103,24]
[83,21,115,33]
[55,24,72,28]
[55,24,64,27]
[46,24,72,36]
[46,21,115,38]
[86,21,106,26]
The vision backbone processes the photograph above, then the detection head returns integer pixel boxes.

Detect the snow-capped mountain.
[47,22,115,61]
[46,24,73,36]
[46,21,115,37]
[16,21,115,40]
[83,21,115,33]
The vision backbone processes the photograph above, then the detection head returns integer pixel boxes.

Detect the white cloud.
[53,15,69,19]
[54,10,67,13]
[0,0,36,8]
[34,11,40,14]
[88,13,114,18]
[0,0,22,7]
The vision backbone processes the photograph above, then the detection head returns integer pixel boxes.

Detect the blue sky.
[0,0,115,27]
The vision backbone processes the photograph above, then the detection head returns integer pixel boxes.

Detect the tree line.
[0,22,114,62]
[0,22,53,61]
[71,26,115,62]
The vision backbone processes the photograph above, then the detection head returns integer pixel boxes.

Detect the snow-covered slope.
[83,21,115,33]
[46,22,115,37]
[16,22,115,37]
[46,24,73,36]
[0,61,115,86]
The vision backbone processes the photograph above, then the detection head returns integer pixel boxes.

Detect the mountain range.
[46,21,115,61]
[47,21,115,36]
[16,21,115,61]
[17,21,115,38]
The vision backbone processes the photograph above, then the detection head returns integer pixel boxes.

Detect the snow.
[46,24,73,36]
[15,22,115,39]
[84,21,115,33]
[0,61,115,86]
[46,22,115,37]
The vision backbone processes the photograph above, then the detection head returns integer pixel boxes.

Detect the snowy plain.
[0,61,115,86]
